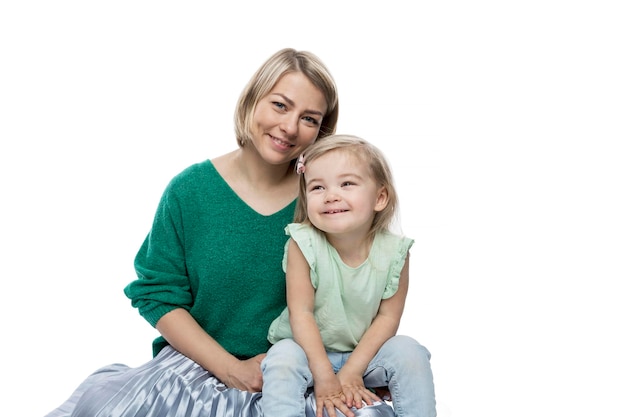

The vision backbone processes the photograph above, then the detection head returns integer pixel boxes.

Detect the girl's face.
[304,150,388,238]
[250,72,327,165]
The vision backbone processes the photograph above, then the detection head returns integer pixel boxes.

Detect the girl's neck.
[326,232,374,268]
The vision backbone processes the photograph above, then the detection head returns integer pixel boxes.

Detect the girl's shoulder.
[374,230,414,251]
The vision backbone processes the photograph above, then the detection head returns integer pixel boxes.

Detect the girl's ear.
[374,186,389,212]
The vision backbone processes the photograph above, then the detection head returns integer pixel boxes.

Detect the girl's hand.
[336,369,381,409]
[224,353,266,392]
[314,375,355,417]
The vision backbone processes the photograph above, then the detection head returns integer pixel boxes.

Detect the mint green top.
[124,160,295,358]
[267,223,414,352]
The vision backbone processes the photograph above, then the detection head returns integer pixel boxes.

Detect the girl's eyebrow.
[337,172,365,181]
[306,172,365,186]
[272,93,324,117]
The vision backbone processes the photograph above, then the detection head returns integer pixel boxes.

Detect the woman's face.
[250,72,327,165]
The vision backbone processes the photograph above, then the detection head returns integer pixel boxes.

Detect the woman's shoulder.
[152,160,222,207]
[172,159,215,181]
[165,159,217,191]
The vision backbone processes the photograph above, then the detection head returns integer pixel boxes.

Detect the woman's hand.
[156,309,266,392]
[224,353,266,392]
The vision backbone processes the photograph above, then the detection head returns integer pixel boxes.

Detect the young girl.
[262,135,436,417]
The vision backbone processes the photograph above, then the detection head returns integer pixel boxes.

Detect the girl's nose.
[324,190,340,203]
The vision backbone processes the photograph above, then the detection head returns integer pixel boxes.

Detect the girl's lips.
[324,209,348,214]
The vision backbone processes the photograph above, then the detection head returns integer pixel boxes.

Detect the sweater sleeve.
[124,179,193,327]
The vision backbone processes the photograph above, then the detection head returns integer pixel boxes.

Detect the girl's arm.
[337,253,411,407]
[286,239,355,417]
[156,309,265,392]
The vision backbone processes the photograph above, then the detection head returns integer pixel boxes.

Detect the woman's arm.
[156,308,265,392]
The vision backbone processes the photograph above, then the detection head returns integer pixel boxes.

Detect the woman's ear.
[374,186,389,212]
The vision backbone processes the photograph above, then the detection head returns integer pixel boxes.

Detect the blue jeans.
[261,335,436,417]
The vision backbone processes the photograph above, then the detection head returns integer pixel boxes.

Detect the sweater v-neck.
[206,160,296,218]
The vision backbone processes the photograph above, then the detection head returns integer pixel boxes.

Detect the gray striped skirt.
[45,345,394,417]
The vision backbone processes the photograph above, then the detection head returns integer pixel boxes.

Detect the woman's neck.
[212,148,299,216]
[235,147,296,190]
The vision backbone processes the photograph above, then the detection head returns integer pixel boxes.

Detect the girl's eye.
[341,181,355,187]
[309,185,323,192]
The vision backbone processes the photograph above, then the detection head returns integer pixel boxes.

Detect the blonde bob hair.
[234,48,339,147]
[294,134,399,240]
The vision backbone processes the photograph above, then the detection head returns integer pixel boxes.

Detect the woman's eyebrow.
[273,93,324,116]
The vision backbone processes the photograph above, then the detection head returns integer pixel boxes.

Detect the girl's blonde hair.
[294,134,398,240]
[234,48,339,147]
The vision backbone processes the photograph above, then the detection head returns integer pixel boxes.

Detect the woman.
[46,48,338,417]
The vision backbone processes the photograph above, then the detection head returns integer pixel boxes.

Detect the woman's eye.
[273,102,286,110]
[302,116,319,125]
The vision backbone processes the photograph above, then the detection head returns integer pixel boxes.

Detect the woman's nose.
[280,116,299,137]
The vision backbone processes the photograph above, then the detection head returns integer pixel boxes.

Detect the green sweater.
[125,160,295,358]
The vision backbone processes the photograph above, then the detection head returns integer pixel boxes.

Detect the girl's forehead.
[308,149,370,176]
[315,148,359,164]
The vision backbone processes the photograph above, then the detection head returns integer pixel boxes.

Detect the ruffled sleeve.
[282,223,322,288]
[381,234,415,299]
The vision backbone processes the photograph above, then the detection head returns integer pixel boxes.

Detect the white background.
[1,1,624,416]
